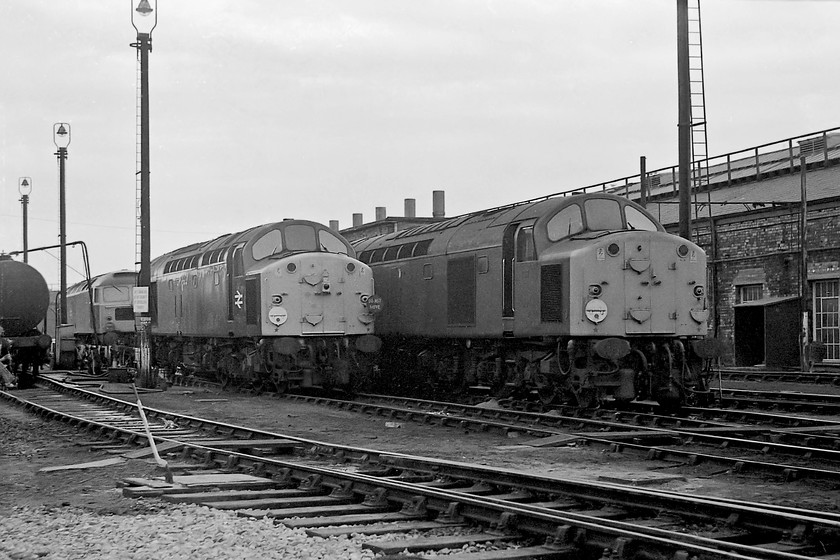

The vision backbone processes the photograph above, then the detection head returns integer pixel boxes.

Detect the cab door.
[227,245,247,333]
[502,222,539,335]
[512,225,540,333]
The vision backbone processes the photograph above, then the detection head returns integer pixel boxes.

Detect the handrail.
[475,125,840,216]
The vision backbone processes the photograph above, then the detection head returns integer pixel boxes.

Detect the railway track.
[284,392,840,483]
[718,368,840,387]
[714,387,840,414]
[3,378,840,558]
[66,370,840,479]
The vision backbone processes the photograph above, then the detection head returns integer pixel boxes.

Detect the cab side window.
[515,226,536,262]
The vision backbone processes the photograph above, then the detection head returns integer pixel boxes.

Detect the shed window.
[814,279,840,361]
[737,284,763,304]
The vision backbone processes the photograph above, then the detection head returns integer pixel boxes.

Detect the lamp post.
[131,0,157,387]
[18,177,32,263]
[53,123,70,326]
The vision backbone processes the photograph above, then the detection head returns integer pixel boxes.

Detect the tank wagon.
[149,220,381,392]
[0,255,52,388]
[353,193,715,408]
[66,270,139,370]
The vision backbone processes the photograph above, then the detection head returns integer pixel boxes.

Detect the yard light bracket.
[18,177,32,196]
[53,123,71,149]
[131,0,158,37]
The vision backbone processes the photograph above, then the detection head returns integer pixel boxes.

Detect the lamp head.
[18,177,32,196]
[53,123,71,149]
[131,0,158,35]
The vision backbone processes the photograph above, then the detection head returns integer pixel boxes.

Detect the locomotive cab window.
[252,229,283,260]
[584,198,623,231]
[100,285,131,304]
[547,205,583,241]
[318,230,349,254]
[284,224,318,252]
[624,206,658,231]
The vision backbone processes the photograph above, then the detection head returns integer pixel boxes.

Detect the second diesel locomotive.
[151,219,381,392]
[353,193,715,408]
[67,220,382,392]
[66,270,139,370]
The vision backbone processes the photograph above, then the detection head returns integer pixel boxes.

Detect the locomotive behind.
[0,255,52,388]
[65,221,381,392]
[354,193,715,409]
[150,220,380,392]
[66,270,139,371]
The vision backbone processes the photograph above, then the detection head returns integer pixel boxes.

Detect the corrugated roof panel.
[650,164,840,226]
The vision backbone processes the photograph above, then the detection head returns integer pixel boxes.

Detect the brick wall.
[685,203,840,365]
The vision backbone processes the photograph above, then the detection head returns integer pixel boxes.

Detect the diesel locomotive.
[68,220,381,393]
[66,270,139,370]
[353,193,715,408]
[0,255,52,388]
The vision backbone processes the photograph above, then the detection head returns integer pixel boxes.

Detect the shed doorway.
[733,296,800,369]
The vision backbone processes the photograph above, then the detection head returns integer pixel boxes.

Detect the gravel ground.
[2,380,840,559]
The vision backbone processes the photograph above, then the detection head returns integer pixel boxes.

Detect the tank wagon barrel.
[0,255,52,389]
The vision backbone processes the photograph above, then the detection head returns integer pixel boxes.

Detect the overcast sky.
[2,0,839,287]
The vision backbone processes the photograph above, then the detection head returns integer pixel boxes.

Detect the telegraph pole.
[677,0,692,240]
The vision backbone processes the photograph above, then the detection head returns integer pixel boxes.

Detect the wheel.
[575,387,598,409]
[216,355,238,388]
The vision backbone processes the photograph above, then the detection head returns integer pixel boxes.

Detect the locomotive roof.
[354,193,662,255]
[67,270,137,295]
[149,220,355,276]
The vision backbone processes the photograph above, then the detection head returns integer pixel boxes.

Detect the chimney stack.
[352,213,363,227]
[404,198,416,218]
[329,220,339,231]
[375,206,387,221]
[432,190,445,218]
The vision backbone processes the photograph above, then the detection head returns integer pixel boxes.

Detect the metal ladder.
[687,0,711,221]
